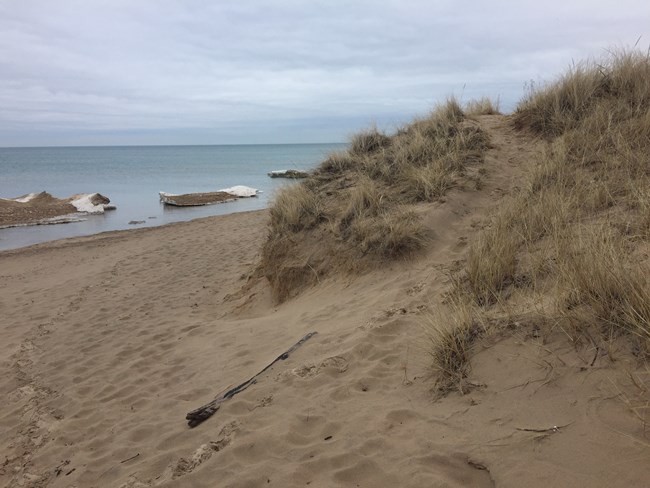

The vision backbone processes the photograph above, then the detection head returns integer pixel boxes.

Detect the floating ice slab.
[218,186,261,197]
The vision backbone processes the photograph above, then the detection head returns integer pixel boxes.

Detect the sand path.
[1,116,649,487]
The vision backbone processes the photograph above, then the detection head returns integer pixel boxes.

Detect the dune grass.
[348,208,428,258]
[268,184,323,233]
[558,227,650,342]
[260,98,491,302]
[349,126,392,155]
[515,50,650,348]
[422,49,650,391]
[446,49,650,370]
[425,297,483,394]
[263,48,650,387]
[515,49,650,138]
[465,97,501,116]
[464,214,520,306]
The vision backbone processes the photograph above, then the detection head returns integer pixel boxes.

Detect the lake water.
[0,143,345,251]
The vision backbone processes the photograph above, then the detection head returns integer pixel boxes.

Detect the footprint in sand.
[171,421,240,480]
[292,356,349,378]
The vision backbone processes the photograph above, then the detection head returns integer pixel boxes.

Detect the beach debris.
[159,186,260,207]
[186,331,317,427]
[119,453,140,464]
[467,459,490,471]
[268,169,309,179]
[515,422,572,433]
[54,460,71,477]
[515,422,573,441]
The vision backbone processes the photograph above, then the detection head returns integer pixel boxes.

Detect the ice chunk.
[219,186,261,198]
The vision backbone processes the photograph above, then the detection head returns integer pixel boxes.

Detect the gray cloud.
[1,0,649,146]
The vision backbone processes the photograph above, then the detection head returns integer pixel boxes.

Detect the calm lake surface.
[0,143,345,251]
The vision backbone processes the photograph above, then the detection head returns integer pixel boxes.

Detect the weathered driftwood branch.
[186,331,318,428]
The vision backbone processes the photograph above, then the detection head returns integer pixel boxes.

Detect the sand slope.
[1,116,649,487]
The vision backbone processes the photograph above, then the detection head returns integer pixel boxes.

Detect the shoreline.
[0,142,344,251]
[0,207,269,255]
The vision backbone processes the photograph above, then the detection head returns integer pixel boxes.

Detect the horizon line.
[0,141,347,150]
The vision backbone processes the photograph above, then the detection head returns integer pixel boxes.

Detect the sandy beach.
[2,115,650,487]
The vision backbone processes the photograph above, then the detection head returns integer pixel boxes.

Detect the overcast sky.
[1,1,649,147]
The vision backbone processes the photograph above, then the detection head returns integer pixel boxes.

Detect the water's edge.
[0,143,345,251]
[0,207,268,254]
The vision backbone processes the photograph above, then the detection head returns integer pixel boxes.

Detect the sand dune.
[1,116,649,487]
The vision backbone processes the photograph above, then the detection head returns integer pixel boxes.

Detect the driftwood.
[186,331,318,427]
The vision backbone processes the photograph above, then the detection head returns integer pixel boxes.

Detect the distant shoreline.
[0,206,270,253]
[0,208,268,255]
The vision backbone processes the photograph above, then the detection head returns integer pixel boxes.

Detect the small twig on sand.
[516,422,573,433]
[120,453,140,464]
[590,346,600,367]
[467,459,489,471]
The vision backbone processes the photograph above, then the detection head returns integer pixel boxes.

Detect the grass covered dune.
[2,49,650,487]
[264,48,650,388]
[262,97,494,302]
[438,49,650,390]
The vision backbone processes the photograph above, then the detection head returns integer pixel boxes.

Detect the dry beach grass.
[261,97,491,302]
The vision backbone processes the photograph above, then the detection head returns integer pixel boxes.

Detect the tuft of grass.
[425,298,483,394]
[340,177,386,230]
[318,151,357,175]
[350,126,392,155]
[559,227,650,342]
[437,96,465,123]
[401,162,456,202]
[464,215,520,305]
[466,231,518,305]
[465,97,501,115]
[349,208,428,258]
[514,50,650,137]
[268,184,323,233]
